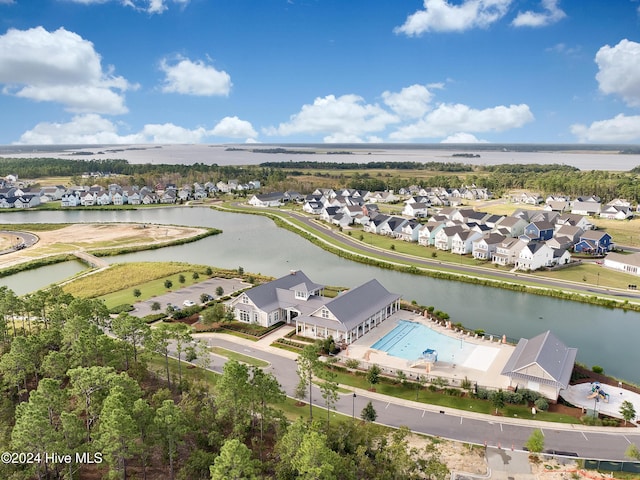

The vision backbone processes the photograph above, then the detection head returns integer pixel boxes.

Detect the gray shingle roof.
[501,330,577,389]
[245,271,323,310]
[324,279,401,331]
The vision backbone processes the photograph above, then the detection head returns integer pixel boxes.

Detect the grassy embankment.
[214,202,640,311]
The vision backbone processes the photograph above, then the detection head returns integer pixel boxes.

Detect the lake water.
[0,207,639,383]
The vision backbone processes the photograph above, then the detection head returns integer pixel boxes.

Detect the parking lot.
[130,277,250,318]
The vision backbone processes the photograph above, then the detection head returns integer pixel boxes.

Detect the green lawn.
[209,346,269,367]
[327,368,581,424]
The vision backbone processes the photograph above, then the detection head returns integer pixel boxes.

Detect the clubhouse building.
[228,270,401,345]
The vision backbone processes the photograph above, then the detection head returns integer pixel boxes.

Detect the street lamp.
[352,392,357,419]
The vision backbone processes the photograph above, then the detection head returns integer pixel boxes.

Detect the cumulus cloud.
[595,39,640,107]
[511,0,565,27]
[382,84,434,118]
[264,94,399,141]
[160,57,232,96]
[16,113,254,144]
[441,132,487,143]
[211,116,257,138]
[571,114,640,143]
[65,0,189,15]
[394,0,512,35]
[0,26,132,114]
[390,103,534,140]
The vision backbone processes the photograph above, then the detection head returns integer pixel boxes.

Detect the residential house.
[492,238,526,266]
[402,202,429,218]
[319,206,341,223]
[395,219,421,242]
[544,201,569,213]
[14,195,41,208]
[554,213,593,231]
[160,190,177,204]
[603,252,640,276]
[434,225,466,251]
[112,191,125,206]
[494,216,528,238]
[472,233,506,260]
[516,241,555,271]
[368,191,398,203]
[418,221,446,246]
[364,214,390,234]
[248,192,284,207]
[61,193,81,207]
[599,204,633,220]
[573,231,613,255]
[302,201,324,215]
[80,191,96,206]
[379,216,407,236]
[451,230,483,255]
[501,330,577,401]
[330,212,352,229]
[571,201,601,216]
[519,221,555,243]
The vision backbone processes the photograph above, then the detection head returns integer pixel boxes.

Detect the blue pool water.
[372,320,476,363]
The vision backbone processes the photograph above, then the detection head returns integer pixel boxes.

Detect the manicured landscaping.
[209,346,270,367]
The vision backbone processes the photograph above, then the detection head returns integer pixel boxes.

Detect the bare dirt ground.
[0,223,207,268]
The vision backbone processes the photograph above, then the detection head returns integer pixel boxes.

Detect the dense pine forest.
[0,285,450,479]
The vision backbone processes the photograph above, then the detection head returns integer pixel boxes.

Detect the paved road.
[189,333,640,462]
[271,207,640,301]
[0,229,38,254]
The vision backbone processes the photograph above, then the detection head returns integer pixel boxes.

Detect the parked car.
[183,299,196,307]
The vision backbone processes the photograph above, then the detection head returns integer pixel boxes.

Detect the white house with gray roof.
[228,271,401,344]
[501,330,577,400]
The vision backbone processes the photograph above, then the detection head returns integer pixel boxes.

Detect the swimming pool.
[372,320,476,364]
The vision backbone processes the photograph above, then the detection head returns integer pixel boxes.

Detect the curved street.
[233,204,640,302]
[185,331,640,463]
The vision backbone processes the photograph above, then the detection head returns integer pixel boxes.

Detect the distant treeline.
[0,157,270,184]
[259,160,473,172]
[478,164,580,174]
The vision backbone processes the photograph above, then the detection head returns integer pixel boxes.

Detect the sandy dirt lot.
[0,223,207,269]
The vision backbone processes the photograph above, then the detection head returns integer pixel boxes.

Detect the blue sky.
[0,0,640,145]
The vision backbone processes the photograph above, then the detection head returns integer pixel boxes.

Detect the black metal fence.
[584,458,640,473]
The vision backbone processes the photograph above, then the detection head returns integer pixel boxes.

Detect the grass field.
[64,261,211,300]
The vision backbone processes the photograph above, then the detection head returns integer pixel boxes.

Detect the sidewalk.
[194,325,626,434]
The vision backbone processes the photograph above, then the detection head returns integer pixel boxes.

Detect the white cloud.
[0,27,132,114]
[571,114,640,143]
[382,84,434,118]
[595,39,640,107]
[17,114,137,144]
[511,0,566,27]
[15,114,237,144]
[264,94,399,138]
[211,116,257,138]
[65,0,189,15]
[390,103,534,140]
[394,0,512,35]
[441,132,487,143]
[160,57,231,96]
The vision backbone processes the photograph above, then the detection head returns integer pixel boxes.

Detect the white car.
[183,300,196,307]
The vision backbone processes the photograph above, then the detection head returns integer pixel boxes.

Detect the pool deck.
[339,310,516,391]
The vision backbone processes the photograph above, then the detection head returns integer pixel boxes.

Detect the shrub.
[592,365,604,374]
[474,388,490,400]
[109,304,134,314]
[534,397,549,411]
[344,359,360,370]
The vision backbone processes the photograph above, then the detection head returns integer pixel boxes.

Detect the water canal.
[0,207,638,384]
